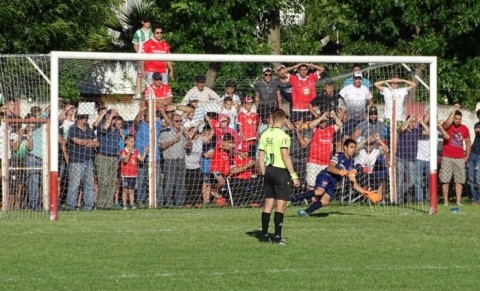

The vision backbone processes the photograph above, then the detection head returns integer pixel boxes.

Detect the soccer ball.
[214,197,227,207]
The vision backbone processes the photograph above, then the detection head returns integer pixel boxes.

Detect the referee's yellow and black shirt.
[258,127,291,169]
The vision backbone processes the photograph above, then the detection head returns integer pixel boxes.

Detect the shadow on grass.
[246,230,271,243]
[308,211,356,218]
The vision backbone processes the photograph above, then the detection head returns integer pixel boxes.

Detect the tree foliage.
[285,0,480,108]
[0,0,121,53]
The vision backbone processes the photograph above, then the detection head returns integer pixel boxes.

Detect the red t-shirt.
[288,73,318,111]
[210,144,231,176]
[231,155,253,180]
[142,39,170,73]
[120,148,140,177]
[237,110,259,141]
[308,125,335,165]
[144,83,173,100]
[442,124,470,159]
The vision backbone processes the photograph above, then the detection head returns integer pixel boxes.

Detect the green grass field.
[1,204,479,290]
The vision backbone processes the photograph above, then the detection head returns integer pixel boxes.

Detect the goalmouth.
[49,52,438,221]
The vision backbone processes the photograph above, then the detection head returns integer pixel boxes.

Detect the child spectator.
[200,125,216,206]
[119,135,148,209]
[222,80,241,113]
[220,96,237,129]
[209,133,236,198]
[237,96,260,158]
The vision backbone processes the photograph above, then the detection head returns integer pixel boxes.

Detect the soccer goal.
[46,52,439,220]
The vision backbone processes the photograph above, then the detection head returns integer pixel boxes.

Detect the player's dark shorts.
[122,176,137,189]
[315,172,336,198]
[264,166,290,201]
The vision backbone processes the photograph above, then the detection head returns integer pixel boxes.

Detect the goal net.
[1,53,440,220]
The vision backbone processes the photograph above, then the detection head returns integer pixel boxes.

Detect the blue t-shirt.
[471,122,480,155]
[68,124,97,163]
[134,119,162,161]
[396,126,422,161]
[96,120,120,156]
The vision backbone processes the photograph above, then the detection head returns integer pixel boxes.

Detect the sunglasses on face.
[369,112,378,116]
[354,77,362,80]
[155,31,163,34]
[264,73,272,76]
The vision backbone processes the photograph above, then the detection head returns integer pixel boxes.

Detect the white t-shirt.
[221,107,238,129]
[355,148,381,172]
[381,87,408,122]
[417,139,430,161]
[339,85,372,120]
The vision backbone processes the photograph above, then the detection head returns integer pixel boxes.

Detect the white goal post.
[49,52,439,221]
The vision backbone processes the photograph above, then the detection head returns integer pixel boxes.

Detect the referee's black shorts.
[263,166,290,201]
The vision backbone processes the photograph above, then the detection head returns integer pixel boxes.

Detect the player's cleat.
[297,209,308,219]
[273,235,287,245]
[260,234,270,243]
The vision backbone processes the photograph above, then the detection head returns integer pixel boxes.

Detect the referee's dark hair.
[271,109,287,122]
[343,138,357,148]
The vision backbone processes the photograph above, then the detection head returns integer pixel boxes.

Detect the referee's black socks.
[274,212,284,238]
[261,212,271,236]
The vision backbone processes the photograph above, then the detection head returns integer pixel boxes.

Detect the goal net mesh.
[1,54,444,218]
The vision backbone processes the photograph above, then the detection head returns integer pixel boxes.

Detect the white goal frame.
[49,52,439,220]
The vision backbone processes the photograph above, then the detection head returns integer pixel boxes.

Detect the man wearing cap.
[142,25,174,86]
[280,63,325,122]
[352,106,387,142]
[144,72,173,110]
[66,113,99,210]
[308,78,345,119]
[237,97,260,158]
[339,71,373,138]
[133,17,153,100]
[254,66,280,124]
[342,63,372,89]
[182,76,221,112]
[275,65,292,114]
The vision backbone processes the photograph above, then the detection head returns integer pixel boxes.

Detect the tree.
[0,0,121,54]
[289,0,480,108]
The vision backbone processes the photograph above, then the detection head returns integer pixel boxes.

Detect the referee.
[258,109,300,245]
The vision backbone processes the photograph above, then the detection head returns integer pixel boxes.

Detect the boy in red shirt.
[119,135,148,209]
[237,96,260,158]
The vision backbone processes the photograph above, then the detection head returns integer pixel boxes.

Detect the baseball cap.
[152,72,163,80]
[189,95,199,101]
[324,78,334,85]
[277,65,286,71]
[262,67,272,73]
[195,75,206,83]
[244,96,254,103]
[354,72,363,78]
[64,104,75,112]
[368,106,378,114]
[220,114,230,122]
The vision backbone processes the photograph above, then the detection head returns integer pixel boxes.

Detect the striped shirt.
[132,28,153,53]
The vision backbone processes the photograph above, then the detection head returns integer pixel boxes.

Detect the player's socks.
[291,190,315,202]
[273,211,284,238]
[305,201,323,214]
[261,212,271,236]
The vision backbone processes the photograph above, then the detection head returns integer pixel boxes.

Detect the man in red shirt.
[142,25,174,85]
[281,63,325,122]
[144,72,173,110]
[237,96,260,158]
[440,104,471,205]
[305,111,342,189]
